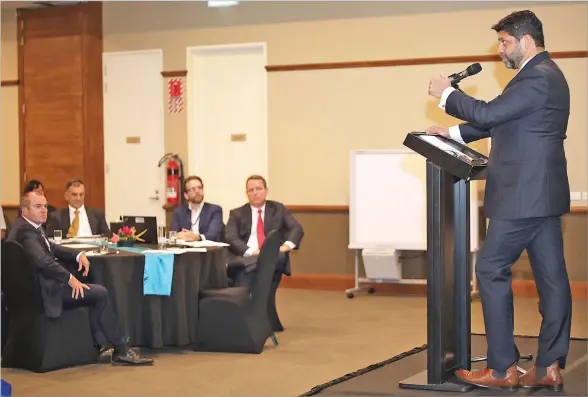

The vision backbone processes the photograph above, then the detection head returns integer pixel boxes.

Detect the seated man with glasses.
[170,176,224,242]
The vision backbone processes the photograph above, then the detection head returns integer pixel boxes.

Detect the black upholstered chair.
[195,230,281,354]
[267,269,284,332]
[1,241,98,372]
[1,292,7,356]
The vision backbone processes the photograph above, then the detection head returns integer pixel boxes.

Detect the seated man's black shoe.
[99,345,141,362]
[98,338,139,362]
[111,349,154,366]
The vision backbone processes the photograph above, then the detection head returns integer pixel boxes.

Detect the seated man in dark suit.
[46,179,111,239]
[20,179,57,230]
[225,175,304,331]
[23,179,58,215]
[8,192,153,366]
[171,176,224,242]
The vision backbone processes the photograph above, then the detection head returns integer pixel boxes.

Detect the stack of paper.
[175,240,229,248]
[61,243,98,249]
[165,247,207,254]
[143,249,174,255]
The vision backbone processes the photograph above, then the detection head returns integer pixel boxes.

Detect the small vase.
[117,238,136,247]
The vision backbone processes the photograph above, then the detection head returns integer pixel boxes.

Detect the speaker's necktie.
[67,209,79,238]
[256,209,265,248]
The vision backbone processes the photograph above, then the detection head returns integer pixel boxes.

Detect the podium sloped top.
[403,132,488,181]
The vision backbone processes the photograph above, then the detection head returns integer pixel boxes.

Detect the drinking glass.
[157,222,167,249]
[54,230,62,244]
[99,237,108,253]
[169,231,177,246]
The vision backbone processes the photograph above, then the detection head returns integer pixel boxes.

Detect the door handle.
[148,189,160,200]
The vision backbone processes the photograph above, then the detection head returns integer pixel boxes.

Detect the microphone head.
[467,63,482,75]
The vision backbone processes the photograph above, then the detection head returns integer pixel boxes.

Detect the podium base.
[399,370,474,392]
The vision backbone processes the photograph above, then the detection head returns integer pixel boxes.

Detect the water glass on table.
[53,230,62,244]
[157,222,167,249]
[169,231,177,246]
[99,236,108,253]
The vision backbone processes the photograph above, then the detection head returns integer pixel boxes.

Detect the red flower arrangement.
[119,226,147,241]
[114,226,147,246]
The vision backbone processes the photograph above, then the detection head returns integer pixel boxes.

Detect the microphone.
[448,63,482,84]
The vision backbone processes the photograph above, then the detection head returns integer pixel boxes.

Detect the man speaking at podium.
[425,10,571,392]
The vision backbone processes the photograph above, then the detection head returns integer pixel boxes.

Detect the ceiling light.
[207,0,239,8]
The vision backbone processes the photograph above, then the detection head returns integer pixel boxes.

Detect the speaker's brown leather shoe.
[455,364,518,391]
[519,361,563,392]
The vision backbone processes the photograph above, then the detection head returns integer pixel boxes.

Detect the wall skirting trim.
[6,203,588,214]
[280,273,588,300]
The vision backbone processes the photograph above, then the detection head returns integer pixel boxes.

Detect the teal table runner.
[107,244,175,296]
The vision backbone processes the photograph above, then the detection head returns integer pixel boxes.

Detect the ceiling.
[1,1,563,30]
[1,1,82,9]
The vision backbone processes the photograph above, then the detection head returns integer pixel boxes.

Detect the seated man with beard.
[171,176,224,242]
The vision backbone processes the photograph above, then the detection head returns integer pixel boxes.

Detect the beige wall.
[2,2,587,205]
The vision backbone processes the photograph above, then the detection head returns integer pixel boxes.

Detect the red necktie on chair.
[257,209,265,248]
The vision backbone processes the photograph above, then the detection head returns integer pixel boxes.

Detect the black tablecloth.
[82,245,228,348]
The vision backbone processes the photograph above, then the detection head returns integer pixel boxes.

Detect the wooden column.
[18,2,104,209]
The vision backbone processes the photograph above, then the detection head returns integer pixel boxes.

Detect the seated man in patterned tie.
[46,179,111,239]
[8,192,153,366]
[225,175,304,331]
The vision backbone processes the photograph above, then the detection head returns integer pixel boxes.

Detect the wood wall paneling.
[158,50,587,82]
[80,2,105,210]
[1,80,19,87]
[265,51,588,72]
[161,70,187,78]
[17,3,104,209]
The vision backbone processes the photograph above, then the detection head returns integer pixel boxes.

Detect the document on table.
[61,243,97,249]
[144,247,207,254]
[85,250,118,257]
[176,240,229,248]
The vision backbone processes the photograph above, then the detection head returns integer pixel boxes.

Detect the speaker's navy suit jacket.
[446,51,570,220]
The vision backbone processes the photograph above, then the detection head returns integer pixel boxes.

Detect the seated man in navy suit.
[171,176,224,242]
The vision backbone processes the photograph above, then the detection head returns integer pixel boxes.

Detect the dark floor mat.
[301,334,588,396]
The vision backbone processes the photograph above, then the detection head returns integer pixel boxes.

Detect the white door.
[103,50,165,224]
[187,43,267,222]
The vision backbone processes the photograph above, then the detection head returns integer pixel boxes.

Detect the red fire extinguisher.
[166,158,180,206]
